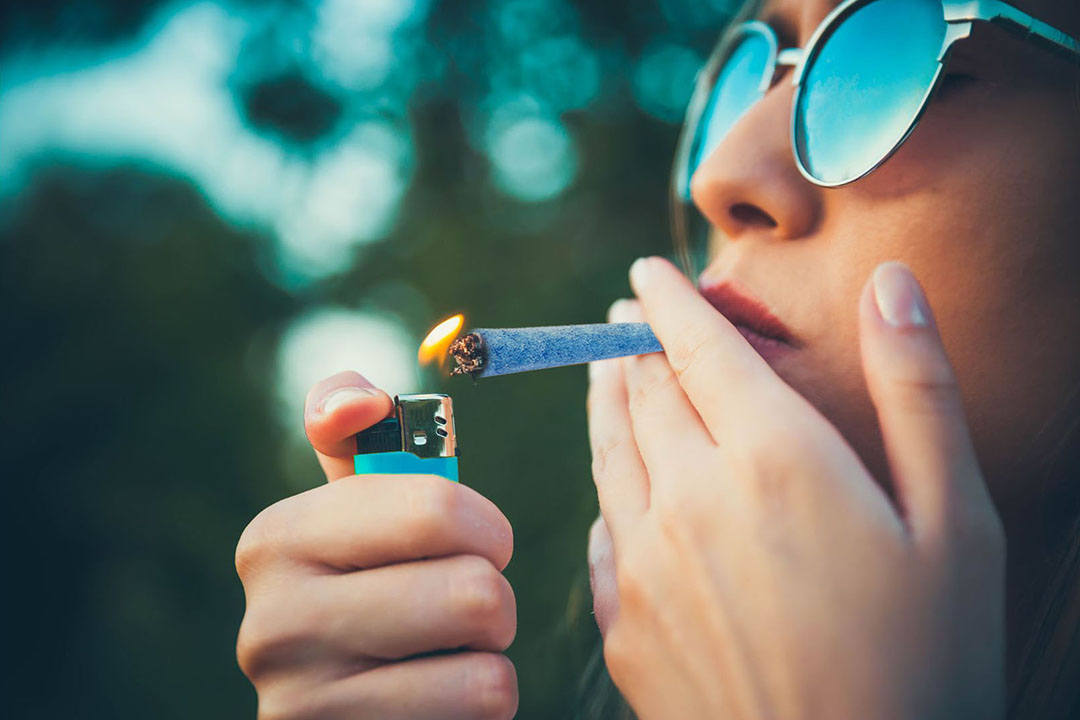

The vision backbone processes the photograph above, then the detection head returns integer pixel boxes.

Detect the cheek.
[864,92,1080,510]
[781,297,892,487]
[931,260,1080,515]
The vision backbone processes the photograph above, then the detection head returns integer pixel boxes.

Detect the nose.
[688,77,823,241]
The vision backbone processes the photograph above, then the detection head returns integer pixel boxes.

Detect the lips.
[698,279,799,348]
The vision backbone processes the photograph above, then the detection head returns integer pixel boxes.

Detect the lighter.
[353,393,459,483]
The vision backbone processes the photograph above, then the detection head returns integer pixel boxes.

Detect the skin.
[585,258,1004,719]
[587,0,1080,713]
[236,373,519,720]
[235,1,1080,717]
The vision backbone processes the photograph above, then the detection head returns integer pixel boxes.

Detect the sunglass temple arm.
[944,0,1080,62]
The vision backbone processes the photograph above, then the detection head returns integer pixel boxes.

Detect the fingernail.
[588,515,612,567]
[629,257,651,289]
[320,386,377,415]
[872,262,928,328]
[588,360,608,382]
[607,299,630,323]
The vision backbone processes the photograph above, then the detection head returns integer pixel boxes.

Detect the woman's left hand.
[586,257,1005,720]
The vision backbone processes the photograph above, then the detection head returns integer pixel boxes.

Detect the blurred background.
[1,0,740,716]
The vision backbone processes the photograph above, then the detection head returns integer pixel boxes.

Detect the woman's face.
[591,0,1080,632]
[691,0,1080,533]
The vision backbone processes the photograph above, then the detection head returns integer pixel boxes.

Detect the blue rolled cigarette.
[448,323,662,378]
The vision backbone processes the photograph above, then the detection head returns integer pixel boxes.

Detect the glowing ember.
[418,314,464,367]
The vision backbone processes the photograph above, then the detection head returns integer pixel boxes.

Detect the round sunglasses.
[672,0,1080,197]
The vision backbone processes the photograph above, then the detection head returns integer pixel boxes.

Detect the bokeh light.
[486,109,578,202]
[311,0,431,91]
[274,121,413,276]
[276,307,420,438]
[632,40,704,121]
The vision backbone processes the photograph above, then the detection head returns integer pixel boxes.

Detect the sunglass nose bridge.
[777,48,803,67]
[775,47,803,86]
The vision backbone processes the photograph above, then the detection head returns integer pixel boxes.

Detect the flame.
[418,314,464,367]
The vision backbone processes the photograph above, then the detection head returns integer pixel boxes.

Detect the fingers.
[586,308,650,546]
[609,300,713,476]
[858,262,998,543]
[261,652,518,720]
[305,371,395,482]
[242,554,515,673]
[628,256,776,440]
[236,474,513,575]
[323,554,517,659]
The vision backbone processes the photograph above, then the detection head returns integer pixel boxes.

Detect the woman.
[234,0,1080,717]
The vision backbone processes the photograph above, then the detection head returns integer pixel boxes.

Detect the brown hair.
[1008,381,1080,720]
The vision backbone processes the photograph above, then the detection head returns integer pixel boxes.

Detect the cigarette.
[448,323,662,378]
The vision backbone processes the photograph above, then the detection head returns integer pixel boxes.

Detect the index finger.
[628,257,777,440]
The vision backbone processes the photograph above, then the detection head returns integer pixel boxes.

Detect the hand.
[586,258,1005,720]
[236,372,518,720]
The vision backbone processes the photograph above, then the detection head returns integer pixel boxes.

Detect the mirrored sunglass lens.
[794,0,946,184]
[682,30,771,195]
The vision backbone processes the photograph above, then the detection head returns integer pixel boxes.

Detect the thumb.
[858,261,994,543]
[304,371,394,482]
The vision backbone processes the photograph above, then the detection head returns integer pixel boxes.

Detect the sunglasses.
[672,0,1080,197]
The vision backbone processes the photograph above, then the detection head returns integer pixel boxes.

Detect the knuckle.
[731,431,795,506]
[256,693,292,720]
[651,485,696,541]
[590,434,629,481]
[237,610,288,680]
[257,688,318,720]
[652,496,695,552]
[492,582,518,650]
[601,624,636,688]
[477,572,516,651]
[236,500,291,583]
[885,367,964,418]
[668,331,713,380]
[486,510,515,571]
[747,456,790,511]
[450,556,507,626]
[236,595,319,681]
[402,476,459,546]
[467,654,518,720]
[235,615,261,679]
[612,552,649,615]
[627,366,679,415]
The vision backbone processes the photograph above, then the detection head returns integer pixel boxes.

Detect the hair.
[1007,12,1080,697]
[574,2,1080,718]
[1008,381,1080,720]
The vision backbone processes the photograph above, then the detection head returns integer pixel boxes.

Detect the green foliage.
[2,166,294,717]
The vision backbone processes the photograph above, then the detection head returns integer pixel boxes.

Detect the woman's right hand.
[236,371,518,720]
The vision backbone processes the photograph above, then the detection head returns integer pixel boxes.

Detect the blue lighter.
[353,393,459,482]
